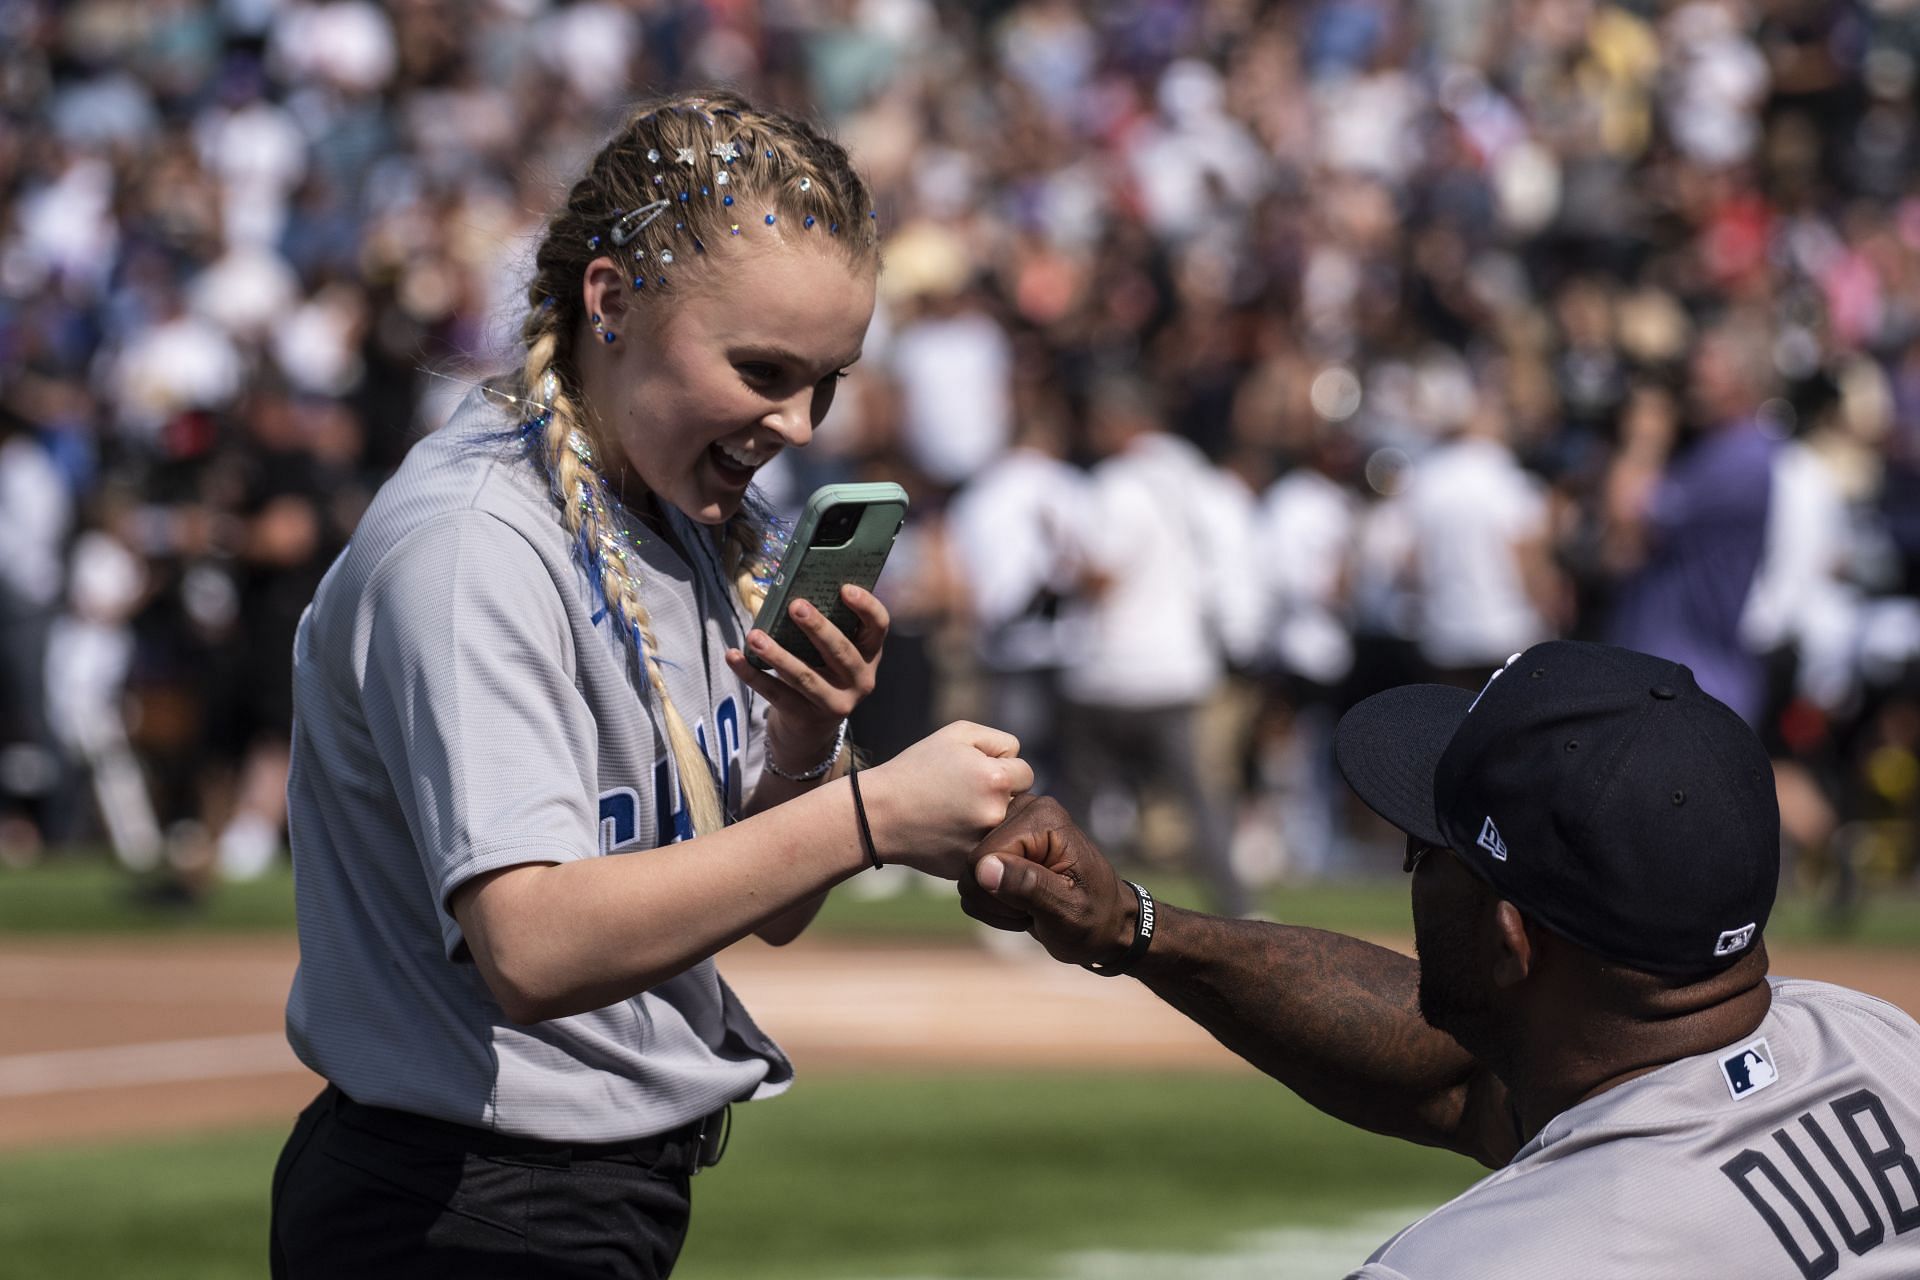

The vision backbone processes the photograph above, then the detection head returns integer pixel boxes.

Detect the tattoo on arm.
[1136,907,1517,1167]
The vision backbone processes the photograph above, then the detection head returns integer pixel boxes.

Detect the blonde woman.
[269,91,1030,1278]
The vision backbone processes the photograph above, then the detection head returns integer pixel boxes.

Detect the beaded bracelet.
[764,719,848,783]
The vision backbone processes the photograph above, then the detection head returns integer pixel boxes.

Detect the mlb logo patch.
[1476,816,1509,862]
[1714,923,1757,958]
[1720,1038,1779,1101]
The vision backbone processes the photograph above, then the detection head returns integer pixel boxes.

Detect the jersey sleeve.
[358,510,599,957]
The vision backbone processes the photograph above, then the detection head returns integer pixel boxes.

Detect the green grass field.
[0,1073,1478,1280]
[7,854,1920,947]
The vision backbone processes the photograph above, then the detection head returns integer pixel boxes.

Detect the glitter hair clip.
[610,199,671,248]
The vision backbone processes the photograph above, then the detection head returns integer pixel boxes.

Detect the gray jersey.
[284,388,789,1143]
[1351,978,1920,1279]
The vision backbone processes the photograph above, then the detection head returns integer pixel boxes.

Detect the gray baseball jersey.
[284,387,790,1143]
[1350,978,1920,1278]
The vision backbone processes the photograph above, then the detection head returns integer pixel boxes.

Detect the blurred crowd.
[5,0,1920,908]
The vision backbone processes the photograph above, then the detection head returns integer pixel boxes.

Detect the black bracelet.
[847,763,882,870]
[1082,881,1155,977]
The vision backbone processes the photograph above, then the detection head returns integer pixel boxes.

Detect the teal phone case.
[750,482,909,669]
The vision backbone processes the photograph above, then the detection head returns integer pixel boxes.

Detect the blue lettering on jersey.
[716,696,743,804]
[603,694,744,851]
[598,786,641,853]
[653,755,696,845]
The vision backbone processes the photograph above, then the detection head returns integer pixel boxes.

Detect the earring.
[591,313,616,344]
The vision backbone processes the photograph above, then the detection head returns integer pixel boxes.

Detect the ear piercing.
[591,313,616,344]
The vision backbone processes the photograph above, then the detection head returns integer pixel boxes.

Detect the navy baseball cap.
[1334,641,1779,977]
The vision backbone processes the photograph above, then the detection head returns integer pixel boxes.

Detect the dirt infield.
[3,933,1917,1152]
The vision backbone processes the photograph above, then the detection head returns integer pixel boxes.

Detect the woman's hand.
[858,721,1034,879]
[725,584,889,772]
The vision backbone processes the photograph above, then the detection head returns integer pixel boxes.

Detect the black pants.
[271,1087,699,1279]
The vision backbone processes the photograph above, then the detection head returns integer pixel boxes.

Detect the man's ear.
[1490,901,1534,988]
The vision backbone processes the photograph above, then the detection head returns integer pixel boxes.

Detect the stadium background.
[3,0,1920,1276]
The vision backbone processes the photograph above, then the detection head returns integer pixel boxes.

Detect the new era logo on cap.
[1720,1037,1779,1101]
[1476,816,1509,862]
[1714,923,1757,958]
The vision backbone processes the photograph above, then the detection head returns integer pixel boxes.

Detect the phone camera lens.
[810,506,860,548]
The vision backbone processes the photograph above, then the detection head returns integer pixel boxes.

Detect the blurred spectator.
[0,403,70,862]
[1401,389,1560,685]
[1608,318,1779,724]
[1054,377,1249,916]
[1248,427,1358,878]
[888,279,1014,494]
[947,406,1088,792]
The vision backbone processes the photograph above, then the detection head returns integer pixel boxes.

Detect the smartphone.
[750,482,909,670]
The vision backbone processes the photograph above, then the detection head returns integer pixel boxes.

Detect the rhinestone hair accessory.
[610,199,672,248]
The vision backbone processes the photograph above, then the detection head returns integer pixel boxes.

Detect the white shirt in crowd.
[1135,434,1263,671]
[1060,434,1227,709]
[1741,439,1850,656]
[1402,435,1549,669]
[889,307,1012,488]
[1257,467,1357,685]
[947,446,1090,672]
[0,434,71,609]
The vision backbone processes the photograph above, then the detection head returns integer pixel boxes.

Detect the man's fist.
[960,795,1139,968]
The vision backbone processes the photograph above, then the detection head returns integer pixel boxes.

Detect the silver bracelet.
[764,719,849,782]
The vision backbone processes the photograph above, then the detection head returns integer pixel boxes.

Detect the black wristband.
[1082,881,1154,977]
[847,763,882,870]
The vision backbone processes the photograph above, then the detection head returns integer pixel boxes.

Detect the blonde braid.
[723,509,784,620]
[521,317,728,838]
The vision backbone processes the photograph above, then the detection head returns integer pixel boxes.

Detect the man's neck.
[1504,961,1773,1142]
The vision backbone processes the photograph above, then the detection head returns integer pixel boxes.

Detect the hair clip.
[587,234,600,249]
[652,174,663,185]
[730,223,740,235]
[675,147,698,166]
[568,430,595,464]
[660,250,674,264]
[723,194,733,206]
[539,370,561,404]
[804,215,815,228]
[701,185,710,195]
[799,177,812,191]
[646,148,660,163]
[678,191,689,202]
[829,222,839,234]
[764,149,774,158]
[610,199,671,247]
[633,275,645,289]
[765,213,776,225]
[710,140,740,163]
[716,171,730,186]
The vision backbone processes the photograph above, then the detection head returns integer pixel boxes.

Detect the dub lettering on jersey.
[598,696,744,852]
[1720,1088,1920,1278]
